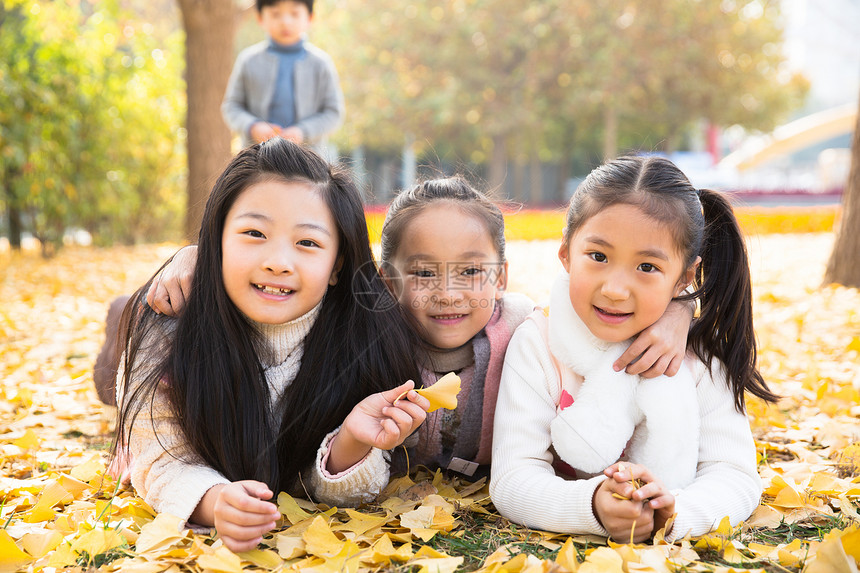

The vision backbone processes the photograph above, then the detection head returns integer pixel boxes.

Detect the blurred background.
[1,0,858,253]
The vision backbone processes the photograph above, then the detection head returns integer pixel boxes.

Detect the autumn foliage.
[1,224,859,571]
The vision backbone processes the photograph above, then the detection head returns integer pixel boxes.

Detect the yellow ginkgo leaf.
[134,513,188,555]
[237,548,283,569]
[278,492,313,525]
[20,530,64,559]
[0,530,33,570]
[579,547,624,573]
[23,481,72,523]
[276,534,307,559]
[555,537,580,571]
[70,528,125,561]
[415,373,461,412]
[303,515,345,558]
[12,429,40,450]
[70,455,105,482]
[369,533,413,564]
[197,546,244,573]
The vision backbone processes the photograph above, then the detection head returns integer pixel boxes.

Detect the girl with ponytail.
[491,155,777,543]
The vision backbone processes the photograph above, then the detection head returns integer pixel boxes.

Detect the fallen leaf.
[0,530,33,571]
[277,491,313,524]
[70,527,126,561]
[134,513,188,555]
[303,515,345,557]
[197,545,243,573]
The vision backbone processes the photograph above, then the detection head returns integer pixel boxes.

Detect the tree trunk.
[176,0,235,241]
[824,98,860,288]
[6,204,22,250]
[3,167,23,249]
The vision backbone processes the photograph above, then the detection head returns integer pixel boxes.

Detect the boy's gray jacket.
[222,41,345,150]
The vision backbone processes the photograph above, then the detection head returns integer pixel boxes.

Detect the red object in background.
[707,123,721,166]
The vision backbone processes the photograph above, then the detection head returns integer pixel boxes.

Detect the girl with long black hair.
[114,138,428,552]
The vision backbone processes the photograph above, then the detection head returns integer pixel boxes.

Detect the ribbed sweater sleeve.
[490,320,608,535]
[490,320,761,540]
[665,360,761,541]
[306,429,390,507]
[127,389,230,527]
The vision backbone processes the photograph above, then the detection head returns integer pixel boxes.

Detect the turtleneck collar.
[252,300,321,368]
[268,37,305,54]
[424,340,475,375]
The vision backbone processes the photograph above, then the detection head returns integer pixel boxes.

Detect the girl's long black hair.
[562,155,779,411]
[114,138,424,494]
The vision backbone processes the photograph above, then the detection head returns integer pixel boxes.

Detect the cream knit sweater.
[121,304,388,528]
[490,280,761,541]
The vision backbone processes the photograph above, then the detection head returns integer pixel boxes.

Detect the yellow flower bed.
[366,205,840,244]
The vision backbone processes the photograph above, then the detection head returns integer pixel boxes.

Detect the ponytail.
[689,189,779,411]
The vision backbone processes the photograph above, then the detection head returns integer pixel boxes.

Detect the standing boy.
[222,0,344,151]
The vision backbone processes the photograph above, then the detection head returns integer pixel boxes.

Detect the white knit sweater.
[122,304,388,528]
[490,284,761,541]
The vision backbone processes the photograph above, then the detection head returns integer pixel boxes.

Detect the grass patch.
[746,514,849,546]
[422,511,595,570]
[76,546,131,568]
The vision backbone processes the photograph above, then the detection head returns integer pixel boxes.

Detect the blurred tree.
[317,0,806,192]
[824,95,860,288]
[175,0,234,240]
[0,0,186,254]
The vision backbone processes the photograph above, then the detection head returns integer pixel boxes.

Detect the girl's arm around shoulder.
[490,320,608,536]
[667,358,762,541]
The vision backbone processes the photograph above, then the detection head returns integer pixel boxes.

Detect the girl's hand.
[601,463,676,538]
[593,475,655,543]
[146,245,198,315]
[327,380,430,474]
[613,298,694,378]
[198,481,281,553]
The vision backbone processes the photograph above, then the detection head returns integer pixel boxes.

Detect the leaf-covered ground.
[1,233,859,572]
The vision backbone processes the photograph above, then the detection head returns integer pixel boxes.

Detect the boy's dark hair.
[115,138,423,495]
[256,0,313,14]
[562,155,779,412]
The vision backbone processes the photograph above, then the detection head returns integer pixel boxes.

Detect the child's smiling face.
[559,203,698,343]
[221,179,340,324]
[384,203,507,350]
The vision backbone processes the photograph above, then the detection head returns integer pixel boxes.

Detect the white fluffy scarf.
[547,272,699,490]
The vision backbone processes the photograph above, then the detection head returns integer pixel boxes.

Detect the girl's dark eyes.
[244,230,265,238]
[413,269,435,278]
[462,267,482,276]
[588,252,607,262]
[297,239,320,248]
[638,263,658,273]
